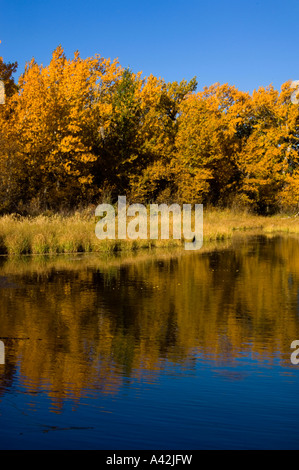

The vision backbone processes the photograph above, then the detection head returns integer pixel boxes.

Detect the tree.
[236,83,299,213]
[175,83,250,206]
[128,76,198,203]
[0,58,18,99]
[93,68,143,194]
[6,46,123,210]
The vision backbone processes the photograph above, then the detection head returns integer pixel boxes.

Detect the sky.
[0,0,298,94]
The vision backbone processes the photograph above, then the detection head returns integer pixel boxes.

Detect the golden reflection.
[1,235,299,407]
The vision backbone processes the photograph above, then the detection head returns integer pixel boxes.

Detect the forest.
[1,45,299,216]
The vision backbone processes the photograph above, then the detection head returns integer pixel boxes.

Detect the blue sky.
[0,0,298,94]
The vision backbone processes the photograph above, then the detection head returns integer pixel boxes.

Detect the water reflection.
[1,235,299,448]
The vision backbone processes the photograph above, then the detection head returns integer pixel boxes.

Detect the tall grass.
[0,208,299,256]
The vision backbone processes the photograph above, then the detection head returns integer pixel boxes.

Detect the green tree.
[0,57,18,98]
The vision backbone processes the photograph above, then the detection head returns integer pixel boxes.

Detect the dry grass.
[0,208,299,255]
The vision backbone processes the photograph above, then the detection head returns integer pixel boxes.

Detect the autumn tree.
[1,43,299,214]
[236,82,299,213]
[0,58,18,98]
[128,76,198,203]
[174,83,251,206]
[0,48,22,212]
[92,68,143,195]
[5,46,123,210]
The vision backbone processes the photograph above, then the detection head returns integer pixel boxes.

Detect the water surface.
[1,235,299,449]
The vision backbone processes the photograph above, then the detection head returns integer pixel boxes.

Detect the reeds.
[0,209,299,256]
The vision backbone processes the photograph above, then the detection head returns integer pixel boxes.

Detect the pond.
[1,235,299,449]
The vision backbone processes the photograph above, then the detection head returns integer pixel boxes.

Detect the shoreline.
[0,208,299,256]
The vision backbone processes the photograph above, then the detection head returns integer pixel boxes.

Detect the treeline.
[0,46,299,215]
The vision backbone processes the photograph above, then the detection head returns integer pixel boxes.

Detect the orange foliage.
[1,45,299,214]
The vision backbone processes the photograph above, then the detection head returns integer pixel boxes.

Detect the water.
[1,235,299,449]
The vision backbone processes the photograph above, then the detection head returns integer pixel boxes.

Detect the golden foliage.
[1,46,299,214]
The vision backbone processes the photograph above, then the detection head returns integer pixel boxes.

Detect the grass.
[0,207,299,256]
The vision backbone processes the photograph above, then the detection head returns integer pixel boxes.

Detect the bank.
[0,208,299,256]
